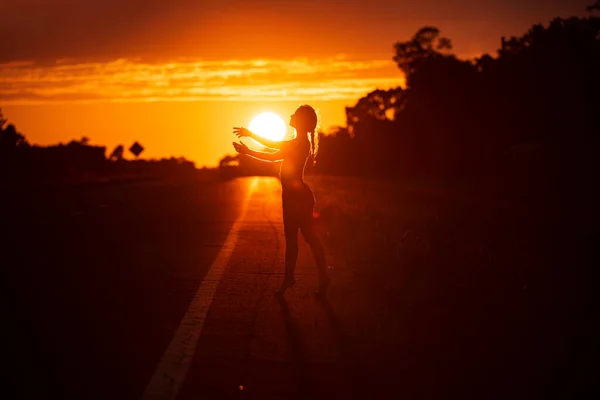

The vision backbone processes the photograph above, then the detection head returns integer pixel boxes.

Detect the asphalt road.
[3,176,595,400]
[4,177,251,399]
[4,177,366,400]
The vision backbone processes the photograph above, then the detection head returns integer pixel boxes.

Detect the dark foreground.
[2,175,595,399]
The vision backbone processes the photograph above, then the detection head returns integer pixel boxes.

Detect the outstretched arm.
[232,142,284,163]
[233,127,290,150]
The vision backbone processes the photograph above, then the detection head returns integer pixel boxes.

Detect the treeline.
[316,9,599,182]
[0,118,196,186]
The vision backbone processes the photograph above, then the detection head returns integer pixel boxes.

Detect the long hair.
[295,104,320,165]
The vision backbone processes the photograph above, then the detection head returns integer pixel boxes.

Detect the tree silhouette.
[393,26,453,81]
[0,109,29,151]
[0,108,6,130]
[219,154,239,169]
[109,145,124,161]
[345,88,404,137]
[314,15,600,179]
[0,124,29,149]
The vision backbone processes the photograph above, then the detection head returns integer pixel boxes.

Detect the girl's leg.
[300,220,330,292]
[283,222,299,283]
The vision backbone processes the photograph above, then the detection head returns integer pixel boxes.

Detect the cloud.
[0,57,405,104]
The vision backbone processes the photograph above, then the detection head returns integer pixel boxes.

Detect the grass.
[306,175,594,397]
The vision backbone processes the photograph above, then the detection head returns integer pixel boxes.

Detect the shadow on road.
[275,295,314,399]
[315,296,370,397]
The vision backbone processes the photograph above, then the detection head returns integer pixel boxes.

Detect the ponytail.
[295,104,320,165]
[309,129,319,166]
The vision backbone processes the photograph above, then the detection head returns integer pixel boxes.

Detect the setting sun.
[249,112,287,141]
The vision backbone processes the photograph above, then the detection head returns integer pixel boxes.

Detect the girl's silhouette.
[232,105,330,296]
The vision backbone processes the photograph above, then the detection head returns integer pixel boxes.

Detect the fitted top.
[279,138,310,190]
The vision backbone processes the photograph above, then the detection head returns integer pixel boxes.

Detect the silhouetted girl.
[232,105,330,296]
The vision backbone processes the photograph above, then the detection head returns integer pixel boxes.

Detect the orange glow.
[2,99,350,168]
[248,112,286,141]
[0,57,403,105]
[1,57,404,167]
[1,0,590,168]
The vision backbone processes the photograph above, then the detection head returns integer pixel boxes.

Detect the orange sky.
[0,0,594,167]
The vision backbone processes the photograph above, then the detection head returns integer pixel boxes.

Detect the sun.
[249,112,286,141]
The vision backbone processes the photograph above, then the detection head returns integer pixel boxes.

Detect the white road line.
[141,178,258,400]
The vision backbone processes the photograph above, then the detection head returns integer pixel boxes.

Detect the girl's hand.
[233,127,252,138]
[232,141,249,154]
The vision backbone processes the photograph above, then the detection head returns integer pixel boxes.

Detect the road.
[4,177,358,399]
[3,176,594,400]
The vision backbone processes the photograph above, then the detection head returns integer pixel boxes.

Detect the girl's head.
[290,105,318,133]
[290,104,319,163]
